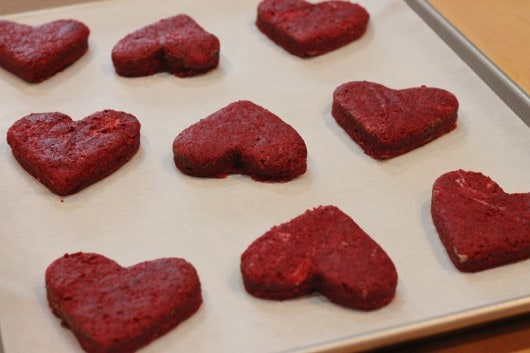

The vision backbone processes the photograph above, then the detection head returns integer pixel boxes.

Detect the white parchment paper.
[1,1,529,352]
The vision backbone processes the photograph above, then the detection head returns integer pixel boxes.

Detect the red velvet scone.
[6,110,140,195]
[332,81,458,159]
[241,205,398,310]
[112,14,220,77]
[46,252,202,353]
[431,170,530,272]
[256,0,369,57]
[172,100,307,181]
[0,19,89,83]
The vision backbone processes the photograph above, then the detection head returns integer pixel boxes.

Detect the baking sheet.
[0,1,529,352]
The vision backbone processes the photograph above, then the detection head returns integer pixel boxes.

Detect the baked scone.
[6,110,140,195]
[46,252,202,353]
[112,14,220,77]
[431,170,530,272]
[173,100,307,181]
[241,205,398,310]
[256,0,369,57]
[332,81,458,159]
[0,19,89,83]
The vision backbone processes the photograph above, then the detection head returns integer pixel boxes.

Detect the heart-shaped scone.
[332,81,458,159]
[112,14,220,77]
[240,205,398,310]
[173,100,307,181]
[0,19,89,83]
[256,0,369,57]
[6,110,140,195]
[431,170,530,272]
[46,252,202,353]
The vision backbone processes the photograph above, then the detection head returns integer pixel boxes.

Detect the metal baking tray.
[407,0,530,127]
[1,1,529,352]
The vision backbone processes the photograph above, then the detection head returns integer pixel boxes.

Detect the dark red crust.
[112,14,220,78]
[0,19,89,83]
[256,0,369,57]
[172,100,307,182]
[46,252,202,353]
[241,205,398,310]
[332,81,458,159]
[6,110,140,195]
[431,170,530,272]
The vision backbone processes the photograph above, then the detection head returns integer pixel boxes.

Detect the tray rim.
[406,0,530,128]
[295,295,530,352]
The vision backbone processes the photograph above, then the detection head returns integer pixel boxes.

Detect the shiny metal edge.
[405,0,530,127]
[0,325,4,353]
[286,295,530,353]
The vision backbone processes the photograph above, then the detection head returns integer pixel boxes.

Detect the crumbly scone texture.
[431,170,530,272]
[0,19,89,83]
[173,100,307,181]
[46,252,202,353]
[241,205,398,310]
[332,81,458,159]
[6,110,140,195]
[256,0,369,57]
[112,14,220,77]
